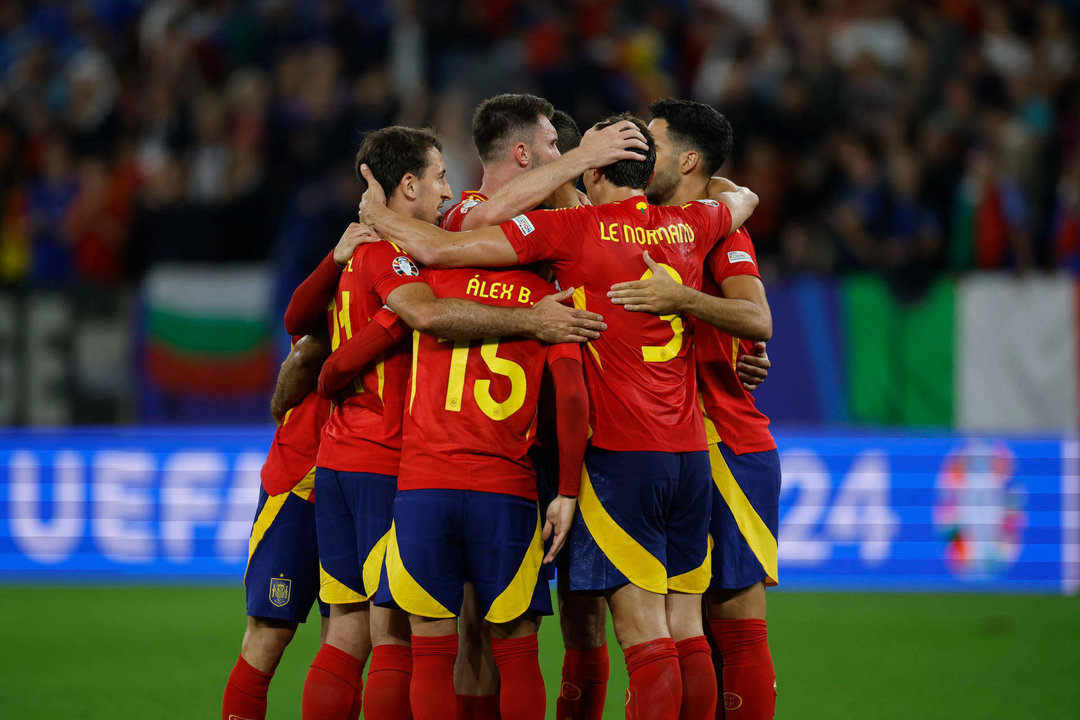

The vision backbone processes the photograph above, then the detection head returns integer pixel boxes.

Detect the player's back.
[317,242,414,475]
[398,266,557,500]
[503,196,730,454]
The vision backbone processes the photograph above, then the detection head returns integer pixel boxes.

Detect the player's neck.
[591,185,643,205]
[476,162,524,198]
[666,178,710,207]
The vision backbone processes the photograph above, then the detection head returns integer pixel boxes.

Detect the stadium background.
[0,0,1077,717]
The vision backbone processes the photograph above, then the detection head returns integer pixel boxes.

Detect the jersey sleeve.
[499,206,589,266]
[546,339,583,364]
[353,241,426,304]
[441,197,483,231]
[706,227,761,284]
[680,199,733,259]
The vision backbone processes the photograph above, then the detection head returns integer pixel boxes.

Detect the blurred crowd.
[1,0,1078,299]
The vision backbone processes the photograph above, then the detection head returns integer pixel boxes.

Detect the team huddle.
[221,94,781,720]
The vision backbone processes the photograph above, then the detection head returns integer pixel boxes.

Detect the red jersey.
[317,241,425,474]
[500,195,731,453]
[440,190,489,232]
[261,336,332,499]
[398,266,581,499]
[696,229,775,454]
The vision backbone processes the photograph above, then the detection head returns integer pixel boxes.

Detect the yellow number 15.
[441,337,527,421]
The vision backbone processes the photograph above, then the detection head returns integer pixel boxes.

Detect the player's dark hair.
[355,126,442,197]
[472,93,555,164]
[595,113,655,190]
[551,110,581,154]
[648,98,733,175]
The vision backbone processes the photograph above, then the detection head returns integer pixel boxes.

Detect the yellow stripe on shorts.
[362,530,391,597]
[319,563,367,605]
[708,443,779,585]
[667,533,713,594]
[486,510,543,624]
[384,522,455,619]
[578,466,668,594]
[245,491,289,583]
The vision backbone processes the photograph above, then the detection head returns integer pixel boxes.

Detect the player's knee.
[489,612,539,641]
[241,617,297,668]
[705,581,766,620]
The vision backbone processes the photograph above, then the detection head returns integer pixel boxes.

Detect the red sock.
[365,644,413,720]
[557,645,609,720]
[490,633,545,720]
[676,636,717,720]
[710,619,775,719]
[222,654,272,720]
[624,638,682,720]
[301,643,365,720]
[411,635,460,720]
[457,694,500,720]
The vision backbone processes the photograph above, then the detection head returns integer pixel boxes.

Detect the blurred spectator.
[0,0,1075,296]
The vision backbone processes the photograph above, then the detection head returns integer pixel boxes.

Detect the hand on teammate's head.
[357,164,387,223]
[579,120,650,168]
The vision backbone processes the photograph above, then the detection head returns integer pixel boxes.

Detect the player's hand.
[529,287,607,343]
[578,120,649,167]
[542,495,578,564]
[737,342,770,392]
[607,251,686,314]
[334,223,381,265]
[357,164,388,225]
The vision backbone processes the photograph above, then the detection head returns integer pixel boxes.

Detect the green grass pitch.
[0,586,1076,718]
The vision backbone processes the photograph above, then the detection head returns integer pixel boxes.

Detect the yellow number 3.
[640,263,685,363]
[442,338,527,421]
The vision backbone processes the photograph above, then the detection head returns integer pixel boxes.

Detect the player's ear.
[400,173,418,201]
[680,150,700,176]
[514,142,529,168]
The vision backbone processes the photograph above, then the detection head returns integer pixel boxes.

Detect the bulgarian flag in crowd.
[142,265,275,395]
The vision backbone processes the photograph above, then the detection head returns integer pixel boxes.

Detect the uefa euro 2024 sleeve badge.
[269,575,292,607]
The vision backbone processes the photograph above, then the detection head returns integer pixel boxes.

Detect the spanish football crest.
[269,577,292,607]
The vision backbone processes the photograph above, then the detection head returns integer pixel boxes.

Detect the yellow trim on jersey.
[290,465,317,502]
[319,562,368,605]
[572,287,603,370]
[708,443,779,585]
[387,240,404,254]
[409,331,420,413]
[667,533,713,594]
[485,511,544,624]
[385,522,455,619]
[244,491,289,582]
[362,530,391,597]
[578,467,667,594]
[731,336,739,370]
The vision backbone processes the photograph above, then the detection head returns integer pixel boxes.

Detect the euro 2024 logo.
[934,441,1026,581]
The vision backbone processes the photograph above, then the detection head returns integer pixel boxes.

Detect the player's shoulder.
[442,190,488,230]
[349,239,419,275]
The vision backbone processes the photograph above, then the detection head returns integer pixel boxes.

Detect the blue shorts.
[314,467,397,604]
[245,472,328,622]
[531,444,559,582]
[568,447,712,594]
[708,442,781,591]
[376,488,553,623]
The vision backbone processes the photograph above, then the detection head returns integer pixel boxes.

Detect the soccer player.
[609,98,780,719]
[356,113,758,720]
[441,94,636,719]
[367,262,588,720]
[298,125,608,720]
[222,334,332,720]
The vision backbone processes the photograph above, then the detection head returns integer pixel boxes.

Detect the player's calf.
[456,583,500,720]
[556,580,609,720]
[706,583,775,720]
[365,605,412,720]
[489,613,544,720]
[665,592,715,720]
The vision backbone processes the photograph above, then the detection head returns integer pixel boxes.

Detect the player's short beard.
[646,163,678,204]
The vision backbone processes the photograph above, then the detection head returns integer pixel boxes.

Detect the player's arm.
[384,281,605,344]
[358,165,520,268]
[706,176,758,232]
[317,308,409,398]
[458,120,648,230]
[737,342,770,392]
[284,223,381,334]
[270,331,331,422]
[607,251,772,341]
[542,347,588,564]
